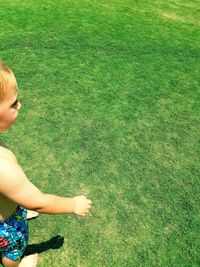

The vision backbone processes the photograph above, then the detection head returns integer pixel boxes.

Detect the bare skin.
[0,155,92,217]
[26,210,38,220]
[0,146,18,220]
[0,68,92,267]
[2,254,38,267]
[0,146,39,220]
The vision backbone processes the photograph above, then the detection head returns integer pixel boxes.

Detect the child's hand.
[73,195,92,216]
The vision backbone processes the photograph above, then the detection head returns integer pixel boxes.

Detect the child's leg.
[2,256,20,267]
[2,254,38,267]
[26,210,38,220]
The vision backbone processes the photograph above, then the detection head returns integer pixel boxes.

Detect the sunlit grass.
[0,0,199,266]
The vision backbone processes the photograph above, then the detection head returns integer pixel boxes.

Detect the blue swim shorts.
[0,206,28,261]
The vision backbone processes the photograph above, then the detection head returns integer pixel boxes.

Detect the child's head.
[0,61,21,131]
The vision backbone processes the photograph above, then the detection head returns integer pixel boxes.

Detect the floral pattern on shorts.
[0,206,28,261]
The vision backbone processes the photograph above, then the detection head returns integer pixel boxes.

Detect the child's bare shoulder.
[0,146,19,188]
[0,145,18,163]
[0,149,26,198]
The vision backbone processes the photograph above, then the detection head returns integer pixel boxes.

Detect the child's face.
[0,73,21,131]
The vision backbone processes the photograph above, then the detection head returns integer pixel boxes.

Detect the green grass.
[0,0,199,266]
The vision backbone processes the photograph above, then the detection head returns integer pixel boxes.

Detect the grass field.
[0,0,200,266]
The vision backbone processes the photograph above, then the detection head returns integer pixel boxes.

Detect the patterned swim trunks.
[0,206,28,261]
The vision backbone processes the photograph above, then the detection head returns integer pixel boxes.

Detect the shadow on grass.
[24,235,64,256]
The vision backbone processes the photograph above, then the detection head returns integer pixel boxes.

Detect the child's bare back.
[0,145,18,221]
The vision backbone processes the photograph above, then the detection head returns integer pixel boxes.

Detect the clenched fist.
[73,195,92,216]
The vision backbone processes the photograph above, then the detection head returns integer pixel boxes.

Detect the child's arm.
[0,159,92,216]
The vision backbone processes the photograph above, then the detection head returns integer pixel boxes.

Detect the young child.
[0,61,92,267]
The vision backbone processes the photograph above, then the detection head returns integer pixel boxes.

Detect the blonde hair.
[0,61,16,103]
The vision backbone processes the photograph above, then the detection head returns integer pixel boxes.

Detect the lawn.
[0,0,199,266]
